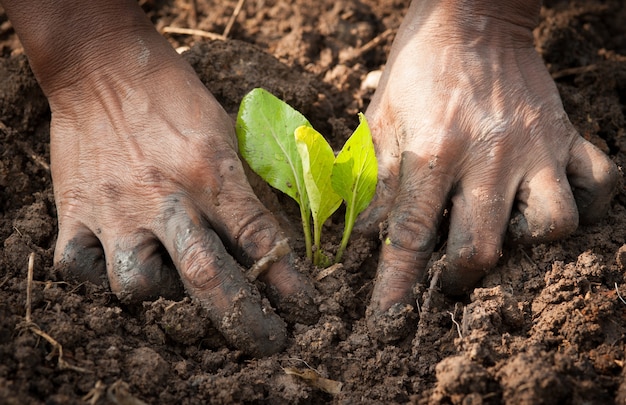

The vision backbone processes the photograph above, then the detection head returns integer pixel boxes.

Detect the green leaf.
[236,88,313,259]
[295,126,342,231]
[236,88,311,205]
[332,112,378,262]
[296,126,342,265]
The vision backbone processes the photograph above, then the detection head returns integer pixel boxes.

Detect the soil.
[1,0,626,404]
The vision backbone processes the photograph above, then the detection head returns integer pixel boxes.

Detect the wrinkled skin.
[361,0,618,340]
[2,0,317,357]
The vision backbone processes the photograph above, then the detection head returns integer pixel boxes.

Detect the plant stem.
[300,203,313,261]
[313,221,322,266]
[335,202,357,263]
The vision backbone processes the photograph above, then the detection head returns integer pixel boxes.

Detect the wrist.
[401,0,541,48]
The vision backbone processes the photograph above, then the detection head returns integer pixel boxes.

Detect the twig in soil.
[163,0,247,42]
[283,367,343,395]
[339,28,396,65]
[28,327,90,373]
[420,261,442,315]
[281,362,343,395]
[18,141,50,172]
[448,308,463,339]
[222,0,246,39]
[18,252,91,373]
[12,226,23,237]
[25,252,35,323]
[316,262,343,281]
[615,282,626,305]
[519,247,534,264]
[0,121,50,172]
[247,238,290,281]
[282,357,321,374]
[83,380,106,405]
[162,26,225,40]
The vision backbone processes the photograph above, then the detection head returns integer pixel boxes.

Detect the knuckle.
[387,209,438,257]
[177,234,227,291]
[231,205,278,260]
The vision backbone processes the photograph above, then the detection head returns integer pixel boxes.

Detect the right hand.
[358,0,618,342]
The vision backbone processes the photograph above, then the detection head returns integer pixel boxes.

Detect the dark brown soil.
[2,0,626,403]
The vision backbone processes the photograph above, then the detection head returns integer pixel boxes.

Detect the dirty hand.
[360,0,618,341]
[4,0,317,356]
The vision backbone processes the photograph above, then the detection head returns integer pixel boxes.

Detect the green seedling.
[236,88,377,266]
[295,125,342,266]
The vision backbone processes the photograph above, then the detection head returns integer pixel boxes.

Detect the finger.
[102,232,184,304]
[366,151,452,342]
[199,156,319,325]
[508,166,579,244]
[567,137,619,224]
[54,219,107,286]
[443,179,516,295]
[160,203,287,357]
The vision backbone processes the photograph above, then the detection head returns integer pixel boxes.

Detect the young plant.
[236,88,377,266]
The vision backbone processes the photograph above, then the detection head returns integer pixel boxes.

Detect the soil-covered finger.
[103,234,184,304]
[54,223,108,286]
[161,208,287,357]
[567,137,619,224]
[367,151,451,342]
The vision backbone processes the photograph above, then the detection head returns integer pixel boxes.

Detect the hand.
[361,0,618,341]
[26,9,318,356]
